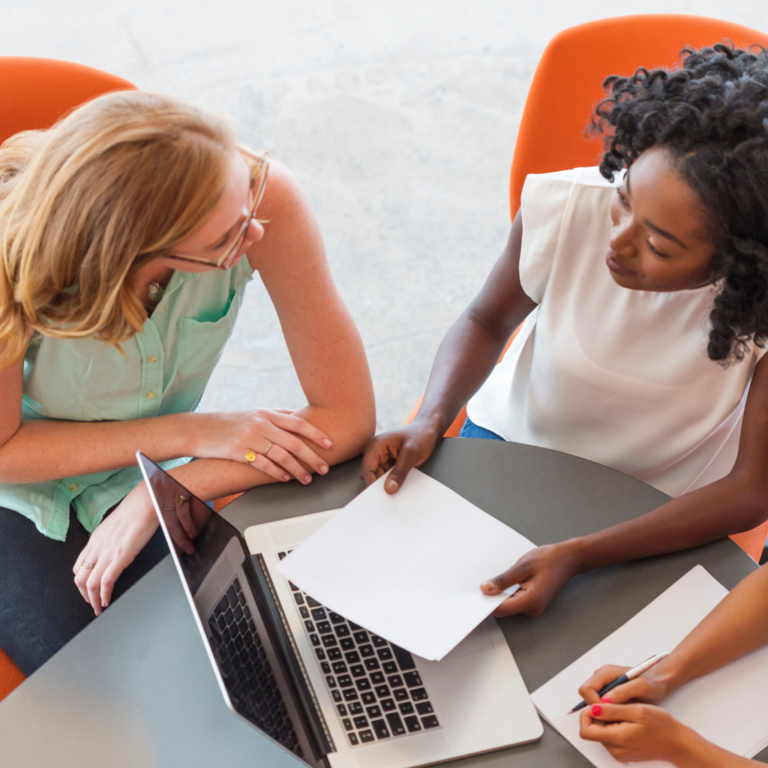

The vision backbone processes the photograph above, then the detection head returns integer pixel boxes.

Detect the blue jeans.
[459,416,505,441]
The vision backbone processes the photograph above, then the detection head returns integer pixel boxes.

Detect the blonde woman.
[0,92,375,674]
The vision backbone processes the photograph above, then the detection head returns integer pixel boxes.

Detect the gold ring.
[264,441,274,457]
[82,561,95,569]
[245,451,257,463]
[175,494,186,505]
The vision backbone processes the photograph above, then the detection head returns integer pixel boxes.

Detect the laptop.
[138,452,542,768]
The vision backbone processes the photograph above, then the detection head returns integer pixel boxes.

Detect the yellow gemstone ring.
[245,451,257,463]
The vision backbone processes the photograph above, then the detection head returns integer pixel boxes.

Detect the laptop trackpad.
[354,732,451,767]
[442,620,494,659]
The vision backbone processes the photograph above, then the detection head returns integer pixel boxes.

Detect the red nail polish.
[601,696,612,703]
[591,704,602,716]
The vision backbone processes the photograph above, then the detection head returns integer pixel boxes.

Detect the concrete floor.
[6,1,768,431]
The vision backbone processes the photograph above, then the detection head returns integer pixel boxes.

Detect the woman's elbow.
[327,401,376,466]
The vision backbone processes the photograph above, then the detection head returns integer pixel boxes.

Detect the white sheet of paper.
[276,468,536,660]
[531,566,768,767]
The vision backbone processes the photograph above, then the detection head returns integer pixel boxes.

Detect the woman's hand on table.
[480,541,582,617]
[578,662,674,707]
[73,484,159,616]
[579,702,714,766]
[191,408,332,485]
[359,418,442,494]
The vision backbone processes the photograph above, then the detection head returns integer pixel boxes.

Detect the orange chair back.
[0,58,136,702]
[0,56,136,144]
[509,14,768,220]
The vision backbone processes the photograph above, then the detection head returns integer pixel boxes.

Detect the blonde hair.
[0,91,236,367]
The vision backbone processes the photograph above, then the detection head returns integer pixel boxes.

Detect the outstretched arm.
[359,212,537,492]
[483,353,768,617]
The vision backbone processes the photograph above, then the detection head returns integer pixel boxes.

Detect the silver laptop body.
[138,452,542,768]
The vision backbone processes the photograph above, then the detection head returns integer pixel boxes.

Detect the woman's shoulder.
[524,165,622,192]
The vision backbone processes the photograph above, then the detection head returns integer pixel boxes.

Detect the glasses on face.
[167,146,269,271]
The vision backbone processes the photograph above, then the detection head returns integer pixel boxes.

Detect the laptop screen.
[137,452,331,768]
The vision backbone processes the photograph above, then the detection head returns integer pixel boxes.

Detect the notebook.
[531,566,768,767]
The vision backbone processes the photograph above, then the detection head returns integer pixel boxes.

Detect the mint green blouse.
[0,257,254,541]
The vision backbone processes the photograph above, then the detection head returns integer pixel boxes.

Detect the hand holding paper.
[277,469,536,660]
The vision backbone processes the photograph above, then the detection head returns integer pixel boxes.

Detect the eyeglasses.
[167,146,269,270]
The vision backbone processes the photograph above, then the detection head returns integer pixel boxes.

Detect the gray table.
[2,439,766,767]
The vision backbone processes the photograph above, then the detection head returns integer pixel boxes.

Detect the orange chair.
[406,15,768,560]
[0,57,137,702]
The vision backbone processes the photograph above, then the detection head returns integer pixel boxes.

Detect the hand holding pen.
[569,653,671,714]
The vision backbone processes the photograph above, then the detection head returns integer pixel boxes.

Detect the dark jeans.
[0,505,169,676]
[459,416,505,441]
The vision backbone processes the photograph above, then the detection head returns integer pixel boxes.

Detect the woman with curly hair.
[361,43,768,616]
[0,92,375,674]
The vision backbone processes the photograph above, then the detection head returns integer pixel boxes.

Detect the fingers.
[270,411,332,450]
[602,677,651,705]
[73,558,94,605]
[265,441,323,484]
[481,559,531,596]
[86,558,110,616]
[175,498,197,539]
[100,560,124,610]
[248,448,303,484]
[579,708,627,743]
[586,702,647,724]
[359,436,397,487]
[578,665,631,706]
[384,446,421,494]
[490,587,545,617]
[257,424,331,482]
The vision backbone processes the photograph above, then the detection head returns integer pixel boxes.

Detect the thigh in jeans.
[0,506,168,675]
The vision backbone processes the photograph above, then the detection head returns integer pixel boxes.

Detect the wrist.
[671,725,721,768]
[123,481,159,528]
[556,537,592,575]
[174,412,204,457]
[645,656,686,701]
[412,408,449,438]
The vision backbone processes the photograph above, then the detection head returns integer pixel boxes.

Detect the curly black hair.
[592,43,768,363]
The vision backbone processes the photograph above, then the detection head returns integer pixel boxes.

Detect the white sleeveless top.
[466,167,765,498]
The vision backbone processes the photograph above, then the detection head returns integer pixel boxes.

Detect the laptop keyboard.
[278,551,441,747]
[207,577,304,760]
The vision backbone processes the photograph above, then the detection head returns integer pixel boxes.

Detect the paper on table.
[276,469,536,661]
[531,566,768,768]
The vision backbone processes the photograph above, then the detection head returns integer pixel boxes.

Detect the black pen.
[568,652,670,714]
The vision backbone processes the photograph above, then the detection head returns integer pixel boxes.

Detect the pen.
[567,652,670,714]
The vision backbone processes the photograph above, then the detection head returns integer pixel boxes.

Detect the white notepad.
[531,566,768,767]
[276,468,536,660]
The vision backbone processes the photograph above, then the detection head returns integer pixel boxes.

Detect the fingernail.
[591,704,602,716]
[600,696,612,703]
[386,479,398,491]
[323,439,332,448]
[282,474,290,482]
[319,464,329,475]
[303,475,311,484]
[481,581,496,592]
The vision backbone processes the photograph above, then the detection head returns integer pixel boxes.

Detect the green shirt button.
[69,483,78,493]
[146,391,156,399]
[148,356,158,363]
